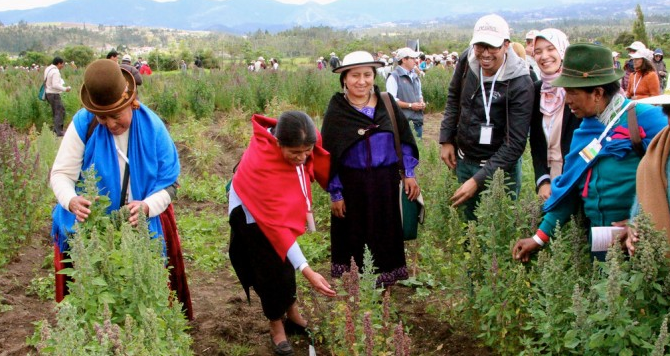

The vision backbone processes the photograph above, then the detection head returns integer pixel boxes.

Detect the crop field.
[1,65,670,355]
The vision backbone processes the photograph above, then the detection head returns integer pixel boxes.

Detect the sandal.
[270,336,294,356]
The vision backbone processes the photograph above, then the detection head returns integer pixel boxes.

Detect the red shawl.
[232,114,330,260]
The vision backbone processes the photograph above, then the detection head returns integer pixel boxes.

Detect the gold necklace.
[345,91,372,109]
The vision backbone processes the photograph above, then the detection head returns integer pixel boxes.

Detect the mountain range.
[0,0,669,33]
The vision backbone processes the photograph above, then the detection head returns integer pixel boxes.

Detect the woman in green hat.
[513,43,668,262]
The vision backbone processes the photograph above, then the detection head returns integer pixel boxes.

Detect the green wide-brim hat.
[551,43,625,88]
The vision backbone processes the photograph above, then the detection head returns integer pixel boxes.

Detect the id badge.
[579,138,602,163]
[479,124,493,145]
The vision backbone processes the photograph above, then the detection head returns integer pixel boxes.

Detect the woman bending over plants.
[228,111,336,356]
[50,59,192,319]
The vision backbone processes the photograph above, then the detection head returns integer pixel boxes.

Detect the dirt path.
[0,229,54,356]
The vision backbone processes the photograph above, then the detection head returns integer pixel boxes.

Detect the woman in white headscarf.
[529,28,581,201]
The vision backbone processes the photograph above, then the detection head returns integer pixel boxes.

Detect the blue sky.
[0,0,337,11]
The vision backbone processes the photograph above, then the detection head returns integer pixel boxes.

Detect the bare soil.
[0,112,492,355]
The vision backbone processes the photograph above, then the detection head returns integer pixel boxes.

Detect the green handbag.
[399,180,425,240]
[381,92,425,241]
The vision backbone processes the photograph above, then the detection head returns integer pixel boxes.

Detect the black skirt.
[228,206,296,320]
[330,164,408,286]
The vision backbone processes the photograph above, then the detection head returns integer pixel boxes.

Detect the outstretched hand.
[302,267,336,297]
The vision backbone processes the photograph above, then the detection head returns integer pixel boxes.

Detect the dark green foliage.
[633,4,649,46]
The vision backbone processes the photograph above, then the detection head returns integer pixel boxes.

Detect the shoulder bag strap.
[380,92,406,178]
[626,103,645,157]
[44,68,53,84]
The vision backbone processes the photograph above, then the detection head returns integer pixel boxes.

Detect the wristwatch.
[408,103,413,109]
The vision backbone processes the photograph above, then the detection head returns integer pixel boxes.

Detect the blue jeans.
[407,118,423,138]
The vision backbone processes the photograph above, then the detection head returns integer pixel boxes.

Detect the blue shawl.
[51,104,180,251]
[544,101,666,212]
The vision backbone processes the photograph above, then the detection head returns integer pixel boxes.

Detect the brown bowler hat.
[80,59,136,116]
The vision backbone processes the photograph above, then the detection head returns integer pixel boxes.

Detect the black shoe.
[270,336,294,356]
[283,319,309,336]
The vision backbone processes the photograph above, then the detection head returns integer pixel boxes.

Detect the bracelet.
[532,235,545,247]
[298,262,309,272]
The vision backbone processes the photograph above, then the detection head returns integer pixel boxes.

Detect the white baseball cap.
[397,47,420,59]
[626,41,647,52]
[122,54,131,62]
[525,30,539,40]
[470,14,510,47]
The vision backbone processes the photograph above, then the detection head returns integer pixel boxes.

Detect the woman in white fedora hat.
[321,51,421,287]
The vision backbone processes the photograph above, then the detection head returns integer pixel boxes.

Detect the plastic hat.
[630,48,654,61]
[470,14,510,47]
[397,47,420,59]
[551,43,624,88]
[626,41,647,52]
[525,30,539,40]
[332,51,384,73]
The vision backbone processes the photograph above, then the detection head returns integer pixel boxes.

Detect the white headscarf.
[534,28,570,116]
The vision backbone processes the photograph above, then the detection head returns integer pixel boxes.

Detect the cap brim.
[332,61,384,73]
[635,94,670,105]
[470,35,505,47]
[551,68,625,88]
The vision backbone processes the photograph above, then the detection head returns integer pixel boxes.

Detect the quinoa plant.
[0,124,48,267]
[315,248,411,355]
[29,166,192,355]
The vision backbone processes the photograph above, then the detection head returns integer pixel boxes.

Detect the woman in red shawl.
[228,111,336,356]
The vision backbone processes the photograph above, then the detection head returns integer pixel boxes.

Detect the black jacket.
[529,80,582,190]
[439,47,534,185]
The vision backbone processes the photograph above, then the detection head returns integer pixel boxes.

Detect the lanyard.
[479,56,505,126]
[597,100,634,143]
[296,164,311,212]
[631,72,642,97]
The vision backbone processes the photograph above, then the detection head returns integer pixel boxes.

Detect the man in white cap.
[439,14,534,220]
[329,52,340,69]
[120,54,143,86]
[387,47,426,138]
[525,30,542,79]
